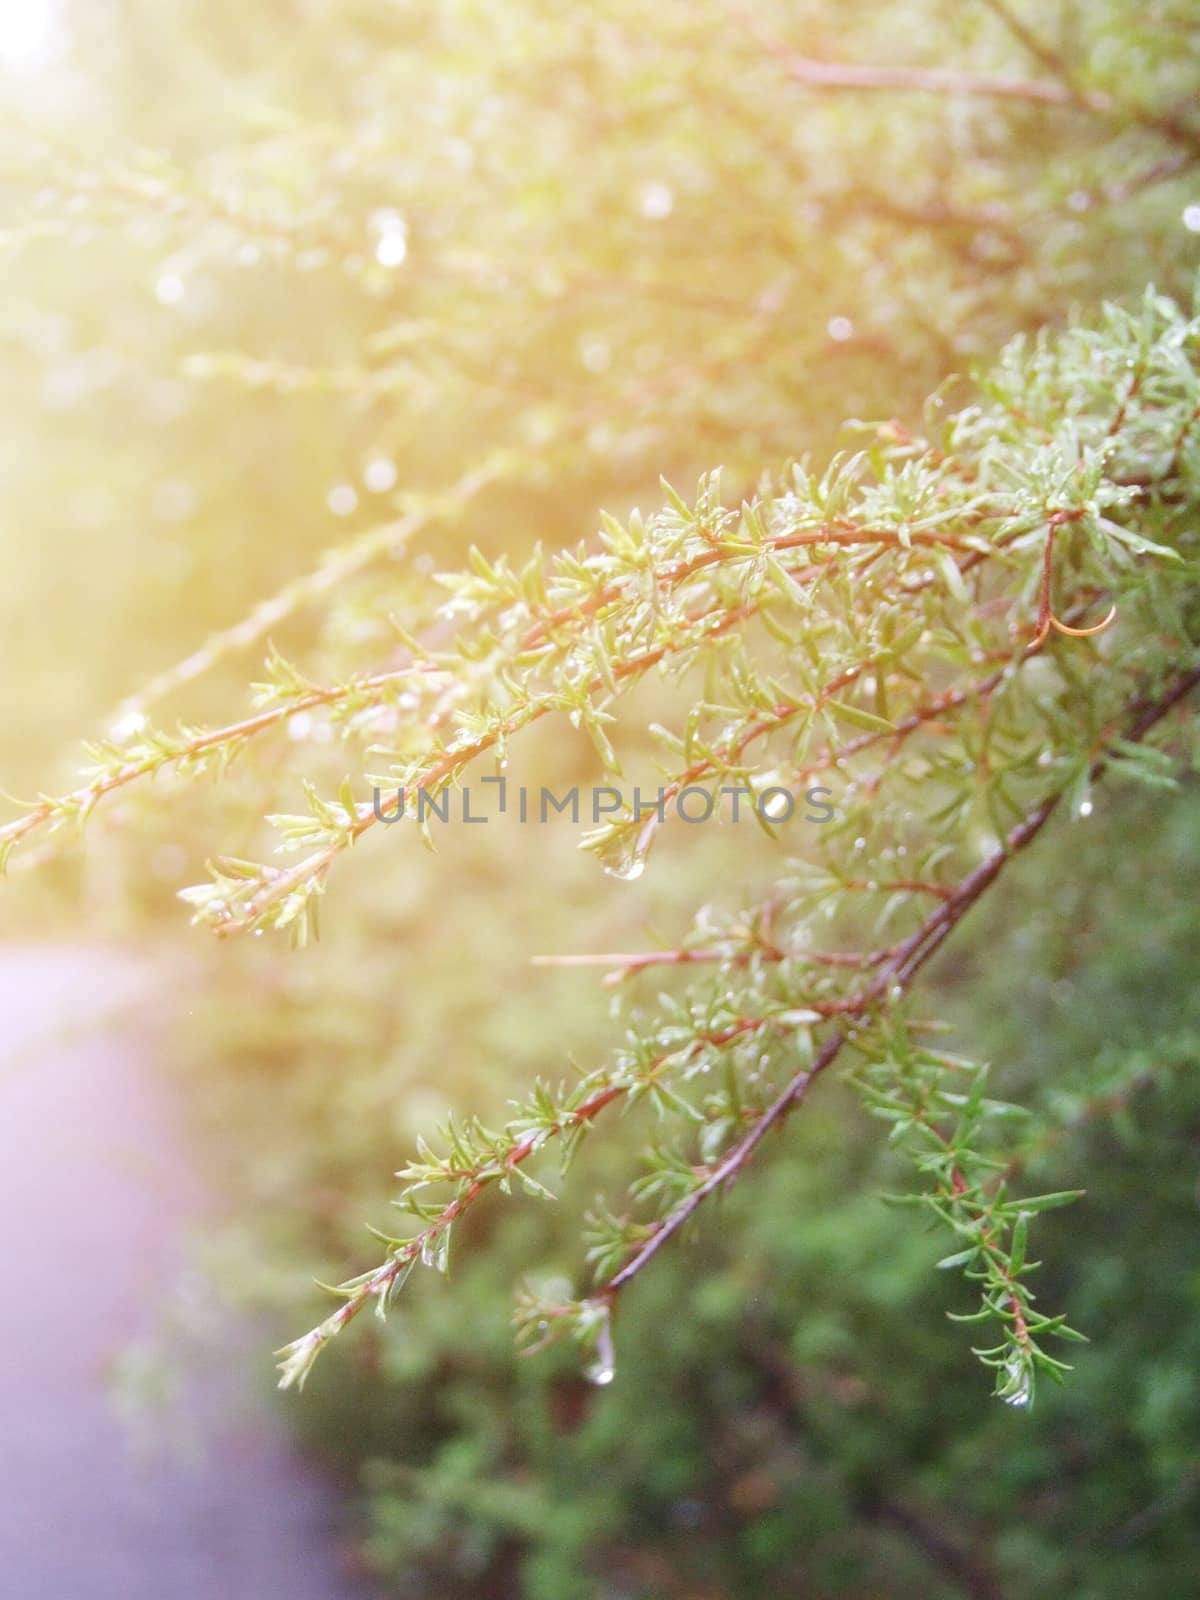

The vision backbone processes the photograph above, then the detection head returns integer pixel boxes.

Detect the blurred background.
[1,2,1198,1596]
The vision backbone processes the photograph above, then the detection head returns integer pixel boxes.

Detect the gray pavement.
[0,944,370,1599]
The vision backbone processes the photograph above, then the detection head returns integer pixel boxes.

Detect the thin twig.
[777,53,1104,108]
[111,463,499,720]
[0,662,439,857]
[737,10,1107,111]
[219,526,986,936]
[531,944,890,984]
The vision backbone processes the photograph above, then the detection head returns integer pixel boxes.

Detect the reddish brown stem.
[587,662,1200,1309]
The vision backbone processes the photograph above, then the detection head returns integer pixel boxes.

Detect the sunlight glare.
[0,0,62,74]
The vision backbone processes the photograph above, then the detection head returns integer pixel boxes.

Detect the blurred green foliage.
[189,784,1200,1599]
[2,1,1199,1596]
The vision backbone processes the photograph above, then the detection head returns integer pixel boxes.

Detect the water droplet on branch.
[598,813,660,881]
[584,1307,616,1386]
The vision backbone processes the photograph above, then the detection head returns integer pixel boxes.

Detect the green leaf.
[828,699,898,734]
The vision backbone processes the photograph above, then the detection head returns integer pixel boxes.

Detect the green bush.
[3,2,1199,1595]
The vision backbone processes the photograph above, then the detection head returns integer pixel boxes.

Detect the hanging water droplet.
[605,856,645,882]
[1077,799,1093,818]
[584,1309,616,1386]
[599,813,659,881]
[761,789,791,821]
[1002,1356,1032,1408]
[421,1228,450,1273]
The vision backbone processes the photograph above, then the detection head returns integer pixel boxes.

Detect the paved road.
[0,944,370,1599]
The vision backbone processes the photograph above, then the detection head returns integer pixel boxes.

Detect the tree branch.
[588,660,1200,1307]
[776,52,1104,108]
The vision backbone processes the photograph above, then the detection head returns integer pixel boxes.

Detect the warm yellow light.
[0,0,62,75]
